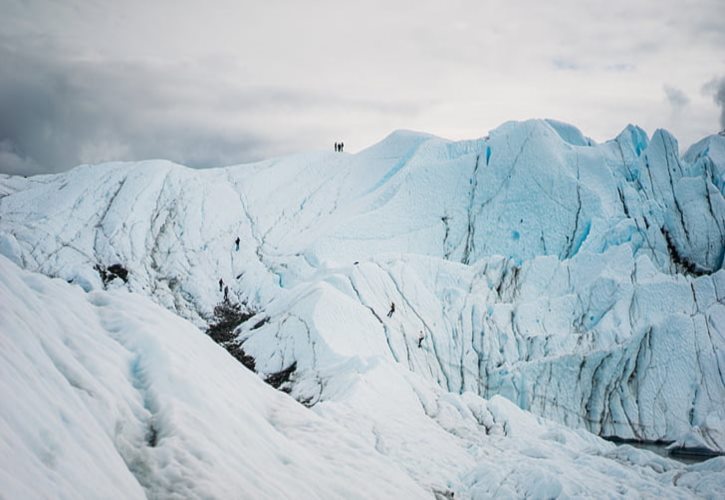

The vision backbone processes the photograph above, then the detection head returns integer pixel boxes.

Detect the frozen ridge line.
[1,118,724,460]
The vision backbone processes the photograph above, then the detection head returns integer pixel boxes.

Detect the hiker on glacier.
[235,236,240,251]
[418,331,425,348]
[387,302,395,318]
[219,278,224,292]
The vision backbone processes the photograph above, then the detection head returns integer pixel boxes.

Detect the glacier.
[2,255,725,498]
[1,119,724,497]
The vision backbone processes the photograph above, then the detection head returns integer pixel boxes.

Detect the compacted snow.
[1,119,724,498]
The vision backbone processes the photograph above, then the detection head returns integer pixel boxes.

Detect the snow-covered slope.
[1,119,724,462]
[2,255,724,499]
[0,256,428,498]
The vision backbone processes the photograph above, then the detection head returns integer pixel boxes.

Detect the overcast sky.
[1,0,724,175]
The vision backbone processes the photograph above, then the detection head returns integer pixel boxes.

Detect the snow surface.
[2,255,724,499]
[1,119,725,497]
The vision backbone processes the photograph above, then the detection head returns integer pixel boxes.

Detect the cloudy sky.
[1,0,724,175]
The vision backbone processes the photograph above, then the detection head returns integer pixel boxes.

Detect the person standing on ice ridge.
[235,236,240,251]
[219,278,224,292]
[418,331,425,348]
[224,286,229,301]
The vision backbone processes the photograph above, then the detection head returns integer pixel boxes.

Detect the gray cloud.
[703,77,725,129]
[663,85,690,111]
[0,139,42,176]
[0,41,270,174]
[552,58,583,71]
[0,36,423,175]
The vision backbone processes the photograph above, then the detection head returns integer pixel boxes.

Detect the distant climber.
[224,285,229,301]
[340,141,344,152]
[219,278,224,292]
[418,331,425,348]
[235,236,240,251]
[334,142,339,152]
[387,302,395,318]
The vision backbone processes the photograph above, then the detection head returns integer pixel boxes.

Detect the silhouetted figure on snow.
[219,278,224,292]
[334,142,339,152]
[418,331,425,348]
[224,285,229,301]
[340,142,344,152]
[387,302,395,318]
[235,236,240,251]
